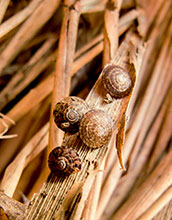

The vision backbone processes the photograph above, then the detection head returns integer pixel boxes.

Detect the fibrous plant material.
[0,9,138,204]
[23,32,144,219]
[0,0,171,219]
[0,192,25,220]
[0,0,60,75]
[0,0,10,24]
[112,149,172,220]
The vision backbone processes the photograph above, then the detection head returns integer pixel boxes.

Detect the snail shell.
[48,146,81,176]
[102,64,133,99]
[79,109,113,148]
[53,96,91,134]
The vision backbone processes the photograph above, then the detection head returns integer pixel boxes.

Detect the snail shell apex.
[53,96,90,134]
[79,110,113,148]
[102,64,133,98]
[48,146,81,176]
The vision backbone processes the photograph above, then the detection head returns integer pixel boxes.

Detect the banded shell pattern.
[53,96,91,134]
[102,64,133,99]
[79,109,113,148]
[48,146,81,176]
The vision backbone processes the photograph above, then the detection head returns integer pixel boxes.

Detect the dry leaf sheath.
[0,0,170,219]
[24,33,144,219]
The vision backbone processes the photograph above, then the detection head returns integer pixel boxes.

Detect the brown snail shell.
[48,146,81,176]
[53,96,91,134]
[79,109,113,148]
[102,64,133,99]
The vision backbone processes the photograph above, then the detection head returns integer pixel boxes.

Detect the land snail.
[48,146,81,176]
[102,64,133,103]
[53,96,91,134]
[79,109,113,148]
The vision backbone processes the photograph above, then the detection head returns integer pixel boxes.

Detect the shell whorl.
[48,146,81,176]
[56,157,67,170]
[53,96,91,134]
[65,109,80,124]
[79,109,113,148]
[102,64,133,98]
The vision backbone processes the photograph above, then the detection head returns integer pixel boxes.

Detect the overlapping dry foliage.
[0,0,171,219]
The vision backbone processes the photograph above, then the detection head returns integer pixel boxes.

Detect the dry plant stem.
[0,98,48,173]
[24,33,141,220]
[0,0,10,23]
[0,12,137,133]
[73,12,138,75]
[126,4,162,116]
[153,199,172,220]
[97,34,170,219]
[72,9,139,76]
[49,0,81,149]
[128,30,172,166]
[74,33,103,59]
[85,1,123,217]
[23,32,56,50]
[80,0,134,13]
[96,36,145,220]
[87,162,105,220]
[0,111,43,174]
[136,0,166,36]
[0,38,56,110]
[0,192,25,220]
[80,0,107,13]
[14,97,50,199]
[145,0,167,30]
[112,149,172,220]
[0,0,42,39]
[103,0,122,65]
[147,90,172,171]
[122,0,134,9]
[81,181,95,219]
[139,186,172,220]
[103,133,116,182]
[0,98,49,199]
[0,74,53,134]
[0,123,49,197]
[102,87,172,220]
[119,9,139,30]
[0,19,137,195]
[135,0,171,93]
[0,0,60,75]
[82,160,105,220]
[101,14,171,200]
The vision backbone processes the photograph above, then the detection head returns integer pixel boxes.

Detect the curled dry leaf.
[0,113,17,139]
[116,113,126,170]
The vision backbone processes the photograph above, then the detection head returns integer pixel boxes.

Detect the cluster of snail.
[48,64,133,176]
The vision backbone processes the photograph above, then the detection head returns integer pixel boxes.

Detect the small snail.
[48,146,81,176]
[79,109,113,148]
[53,96,91,134]
[102,64,133,102]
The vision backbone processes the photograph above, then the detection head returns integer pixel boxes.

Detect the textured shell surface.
[102,64,133,98]
[48,146,81,176]
[53,96,91,134]
[79,109,113,148]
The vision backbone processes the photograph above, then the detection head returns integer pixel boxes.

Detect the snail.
[79,109,113,148]
[102,64,133,102]
[53,96,91,134]
[48,146,81,176]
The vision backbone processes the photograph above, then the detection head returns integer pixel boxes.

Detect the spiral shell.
[79,109,113,148]
[102,64,133,99]
[48,146,81,176]
[53,96,91,134]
